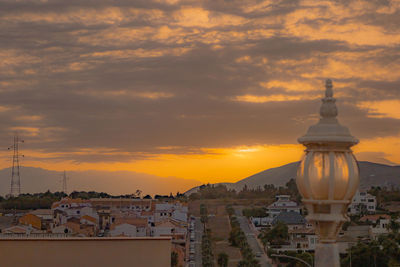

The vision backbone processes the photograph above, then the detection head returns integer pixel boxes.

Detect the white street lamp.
[296,79,359,267]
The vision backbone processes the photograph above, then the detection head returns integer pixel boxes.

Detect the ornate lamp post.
[296,79,359,267]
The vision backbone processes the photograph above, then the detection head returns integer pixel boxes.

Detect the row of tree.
[189,179,300,201]
[226,205,260,267]
[0,190,183,210]
[200,204,214,267]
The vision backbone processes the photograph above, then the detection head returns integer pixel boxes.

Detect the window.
[368,199,374,202]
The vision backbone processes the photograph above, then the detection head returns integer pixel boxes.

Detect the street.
[235,209,271,267]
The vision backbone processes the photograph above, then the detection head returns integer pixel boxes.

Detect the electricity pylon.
[9,134,24,197]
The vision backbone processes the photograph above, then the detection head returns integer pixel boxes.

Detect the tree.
[259,221,289,247]
[217,252,228,267]
[389,219,400,233]
[171,251,178,267]
[135,189,142,198]
[341,240,392,267]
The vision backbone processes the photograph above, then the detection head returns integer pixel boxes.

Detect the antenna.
[9,134,24,197]
[62,170,68,195]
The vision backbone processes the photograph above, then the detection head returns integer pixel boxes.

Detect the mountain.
[0,167,202,197]
[185,161,400,195]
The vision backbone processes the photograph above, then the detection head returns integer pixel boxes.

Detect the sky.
[0,0,399,186]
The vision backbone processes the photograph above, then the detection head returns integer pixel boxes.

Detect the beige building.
[0,237,171,267]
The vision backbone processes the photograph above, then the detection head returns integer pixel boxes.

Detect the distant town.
[1,179,399,267]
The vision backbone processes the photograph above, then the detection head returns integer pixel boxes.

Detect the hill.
[185,161,400,195]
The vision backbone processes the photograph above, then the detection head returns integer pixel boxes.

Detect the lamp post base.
[315,243,340,267]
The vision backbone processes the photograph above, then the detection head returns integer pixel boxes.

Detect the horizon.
[0,159,397,197]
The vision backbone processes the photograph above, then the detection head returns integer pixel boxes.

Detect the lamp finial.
[325,79,333,97]
[320,79,337,120]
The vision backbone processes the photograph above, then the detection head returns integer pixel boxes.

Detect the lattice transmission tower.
[9,134,24,197]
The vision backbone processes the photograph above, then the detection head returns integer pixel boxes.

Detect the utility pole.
[62,170,68,195]
[9,134,24,197]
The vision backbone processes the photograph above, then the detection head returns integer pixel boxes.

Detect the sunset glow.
[0,0,399,193]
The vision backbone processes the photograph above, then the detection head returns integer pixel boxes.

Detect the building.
[266,195,301,218]
[19,209,54,231]
[19,214,42,230]
[359,214,391,224]
[271,211,308,230]
[348,191,376,215]
[90,198,153,213]
[154,202,188,223]
[0,237,171,267]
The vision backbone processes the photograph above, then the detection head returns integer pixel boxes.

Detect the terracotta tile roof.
[81,215,97,224]
[113,218,148,228]
[360,214,391,222]
[31,209,53,215]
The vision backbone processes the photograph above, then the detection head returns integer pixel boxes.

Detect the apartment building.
[348,191,377,215]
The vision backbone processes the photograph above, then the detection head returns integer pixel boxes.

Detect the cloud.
[0,0,399,171]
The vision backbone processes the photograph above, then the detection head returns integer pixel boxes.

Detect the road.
[194,217,203,267]
[235,209,271,267]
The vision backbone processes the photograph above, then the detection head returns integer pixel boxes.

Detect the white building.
[273,228,317,253]
[348,191,376,215]
[266,195,301,218]
[154,203,188,223]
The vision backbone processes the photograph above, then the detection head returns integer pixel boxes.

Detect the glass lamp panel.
[344,154,360,200]
[308,152,330,200]
[333,152,350,200]
[296,155,310,199]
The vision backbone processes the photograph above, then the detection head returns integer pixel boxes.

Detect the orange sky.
[0,0,399,188]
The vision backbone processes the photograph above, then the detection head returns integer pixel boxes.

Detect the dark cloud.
[0,0,399,163]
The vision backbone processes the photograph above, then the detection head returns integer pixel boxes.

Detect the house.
[3,225,31,235]
[289,228,318,251]
[110,223,137,237]
[270,227,317,253]
[154,203,188,223]
[151,219,187,242]
[52,224,74,235]
[266,195,301,218]
[30,209,54,230]
[111,217,148,237]
[51,198,91,210]
[80,215,98,232]
[337,225,371,253]
[359,214,391,224]
[19,214,42,230]
[1,225,46,236]
[360,214,391,239]
[348,191,376,215]
[90,198,153,213]
[62,218,95,237]
[271,211,307,230]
